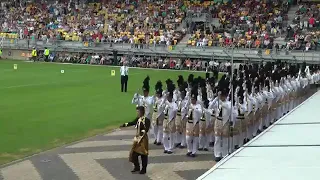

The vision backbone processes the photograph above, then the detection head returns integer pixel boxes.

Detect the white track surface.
[198,90,320,180]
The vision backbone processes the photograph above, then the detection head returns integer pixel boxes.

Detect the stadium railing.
[1,38,320,63]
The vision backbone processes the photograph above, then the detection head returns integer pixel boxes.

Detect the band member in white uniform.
[263,79,274,127]
[152,81,166,145]
[163,79,178,154]
[176,80,189,149]
[132,76,155,138]
[186,83,202,157]
[233,88,247,149]
[207,76,217,146]
[214,78,232,162]
[199,83,212,151]
[244,79,254,143]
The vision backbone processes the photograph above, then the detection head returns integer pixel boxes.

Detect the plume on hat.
[166,79,175,97]
[187,74,194,84]
[190,84,198,99]
[202,88,209,108]
[205,72,210,80]
[155,80,163,95]
[177,75,184,87]
[142,76,150,91]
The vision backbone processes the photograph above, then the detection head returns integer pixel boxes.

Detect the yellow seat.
[191,40,196,46]
[208,40,213,46]
[187,40,192,45]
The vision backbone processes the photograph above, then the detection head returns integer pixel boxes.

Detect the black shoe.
[167,151,173,154]
[186,152,192,156]
[175,143,181,148]
[139,169,146,174]
[234,145,239,150]
[243,139,247,144]
[215,157,222,162]
[209,142,214,147]
[179,145,185,149]
[198,148,203,151]
[190,154,196,157]
[263,126,267,130]
[154,140,157,145]
[203,148,209,151]
[257,129,262,134]
[156,142,162,146]
[131,167,140,173]
[164,150,168,153]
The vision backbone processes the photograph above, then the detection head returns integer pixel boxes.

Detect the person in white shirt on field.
[120,61,129,92]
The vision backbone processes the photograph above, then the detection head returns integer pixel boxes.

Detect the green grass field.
[0,60,206,165]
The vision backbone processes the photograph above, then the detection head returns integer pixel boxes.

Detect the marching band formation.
[127,61,320,163]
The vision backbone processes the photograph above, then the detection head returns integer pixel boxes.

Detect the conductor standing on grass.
[120,61,129,92]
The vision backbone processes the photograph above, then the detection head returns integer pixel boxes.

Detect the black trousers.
[45,55,49,62]
[131,151,148,171]
[121,75,128,92]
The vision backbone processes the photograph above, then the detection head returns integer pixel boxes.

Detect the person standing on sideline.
[120,61,129,92]
[31,47,37,62]
[44,47,50,62]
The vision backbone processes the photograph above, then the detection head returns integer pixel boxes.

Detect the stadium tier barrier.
[1,39,320,63]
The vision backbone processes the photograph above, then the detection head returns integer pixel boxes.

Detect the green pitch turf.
[0,60,208,165]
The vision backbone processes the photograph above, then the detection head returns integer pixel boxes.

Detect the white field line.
[0,72,143,90]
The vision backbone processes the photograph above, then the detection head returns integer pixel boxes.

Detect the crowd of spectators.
[0,0,187,46]
[286,2,320,51]
[0,0,319,52]
[188,0,289,49]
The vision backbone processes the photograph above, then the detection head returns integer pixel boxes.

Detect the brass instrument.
[133,117,146,144]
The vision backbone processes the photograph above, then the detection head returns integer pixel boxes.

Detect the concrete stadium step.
[287,5,299,24]
[176,34,191,47]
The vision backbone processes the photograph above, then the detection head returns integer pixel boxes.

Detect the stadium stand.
[188,0,290,48]
[286,2,320,51]
[0,0,318,51]
[0,0,187,46]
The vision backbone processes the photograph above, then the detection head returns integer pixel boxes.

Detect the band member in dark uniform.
[121,106,151,174]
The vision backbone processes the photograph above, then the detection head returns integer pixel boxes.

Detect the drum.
[254,109,261,126]
[206,116,215,134]
[175,115,182,133]
[199,119,206,135]
[214,119,223,136]
[221,123,230,137]
[186,121,199,137]
[152,112,158,126]
[240,117,247,133]
[233,120,241,135]
[163,118,176,133]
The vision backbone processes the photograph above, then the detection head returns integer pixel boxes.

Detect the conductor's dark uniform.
[120,65,129,92]
[121,108,151,174]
